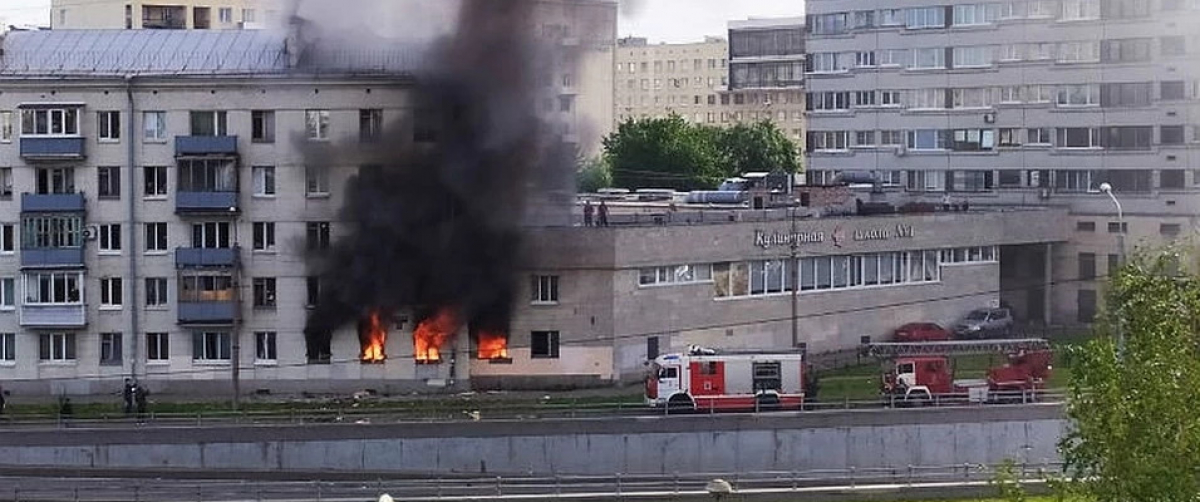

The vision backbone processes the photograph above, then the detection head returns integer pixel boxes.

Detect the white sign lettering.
[755,224,914,248]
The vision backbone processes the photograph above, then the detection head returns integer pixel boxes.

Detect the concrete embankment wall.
[0,405,1066,476]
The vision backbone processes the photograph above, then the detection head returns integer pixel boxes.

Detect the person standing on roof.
[598,201,610,227]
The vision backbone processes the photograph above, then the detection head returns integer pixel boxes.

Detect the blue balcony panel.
[175,136,238,156]
[175,247,239,268]
[20,304,86,328]
[20,137,86,159]
[21,193,86,213]
[175,191,239,214]
[178,301,237,325]
[21,247,85,269]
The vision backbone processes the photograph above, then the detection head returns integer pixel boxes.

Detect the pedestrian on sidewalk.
[135,384,149,423]
[583,200,594,227]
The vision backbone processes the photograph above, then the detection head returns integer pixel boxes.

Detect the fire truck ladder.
[865,338,1051,359]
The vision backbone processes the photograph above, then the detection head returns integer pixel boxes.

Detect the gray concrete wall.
[0,405,1066,476]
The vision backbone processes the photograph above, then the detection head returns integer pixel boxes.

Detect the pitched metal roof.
[0,29,425,78]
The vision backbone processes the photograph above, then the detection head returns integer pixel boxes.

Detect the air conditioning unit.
[983,112,996,124]
[1038,188,1051,199]
[895,146,907,157]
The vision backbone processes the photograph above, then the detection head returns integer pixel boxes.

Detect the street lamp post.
[1099,183,1126,263]
[1098,182,1125,357]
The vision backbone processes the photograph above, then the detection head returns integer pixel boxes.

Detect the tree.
[576,156,612,193]
[602,114,723,191]
[715,120,800,177]
[1059,247,1200,502]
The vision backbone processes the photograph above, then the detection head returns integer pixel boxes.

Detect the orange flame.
[414,308,459,363]
[476,330,509,359]
[360,310,387,363]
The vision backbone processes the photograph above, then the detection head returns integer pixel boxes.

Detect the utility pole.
[790,202,799,348]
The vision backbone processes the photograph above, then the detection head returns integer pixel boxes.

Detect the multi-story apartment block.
[804,0,1200,324]
[50,0,276,30]
[615,36,730,123]
[0,0,615,395]
[614,28,807,147]
[532,0,618,158]
[728,17,806,91]
[728,17,808,159]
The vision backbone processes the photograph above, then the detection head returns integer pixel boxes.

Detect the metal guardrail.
[0,462,1068,501]
[0,391,1068,429]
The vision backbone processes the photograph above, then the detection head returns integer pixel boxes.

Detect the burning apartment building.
[0,0,618,396]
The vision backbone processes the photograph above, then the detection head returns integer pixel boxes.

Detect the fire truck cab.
[646,346,805,412]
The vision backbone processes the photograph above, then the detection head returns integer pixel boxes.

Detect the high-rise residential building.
[50,0,277,30]
[728,17,808,158]
[614,23,807,148]
[804,0,1200,324]
[532,0,618,158]
[728,17,806,91]
[615,36,730,124]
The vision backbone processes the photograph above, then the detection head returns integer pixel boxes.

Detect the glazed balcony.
[20,137,86,160]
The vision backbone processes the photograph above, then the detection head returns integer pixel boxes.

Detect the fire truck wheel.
[755,393,781,412]
[666,394,695,414]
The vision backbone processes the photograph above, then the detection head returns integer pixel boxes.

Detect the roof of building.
[0,29,425,78]
[728,17,806,30]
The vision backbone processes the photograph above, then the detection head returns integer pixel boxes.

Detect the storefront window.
[924,250,941,281]
[716,248,962,300]
[750,261,766,295]
[730,263,750,296]
[713,263,730,297]
[863,255,879,286]
[832,257,849,288]
[815,257,833,289]
[765,260,785,293]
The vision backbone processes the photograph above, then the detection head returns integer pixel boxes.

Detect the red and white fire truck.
[645,346,806,412]
[868,338,1053,404]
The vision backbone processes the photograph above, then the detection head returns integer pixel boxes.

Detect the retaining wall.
[0,405,1067,476]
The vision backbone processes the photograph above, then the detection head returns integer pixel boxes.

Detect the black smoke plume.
[299,0,569,360]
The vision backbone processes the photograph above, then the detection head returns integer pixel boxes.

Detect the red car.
[893,322,952,342]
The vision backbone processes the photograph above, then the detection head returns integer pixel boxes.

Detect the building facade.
[615,30,806,146]
[533,0,618,158]
[50,0,276,30]
[0,12,619,395]
[472,203,1067,388]
[44,0,616,159]
[615,37,730,123]
[804,0,1200,324]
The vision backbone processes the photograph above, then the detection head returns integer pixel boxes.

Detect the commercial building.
[614,17,807,146]
[50,0,276,30]
[803,0,1200,324]
[473,201,1067,388]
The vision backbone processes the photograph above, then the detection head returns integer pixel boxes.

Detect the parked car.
[893,322,952,342]
[952,308,1014,339]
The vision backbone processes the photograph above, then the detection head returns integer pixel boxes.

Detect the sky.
[2,0,50,27]
[618,0,804,43]
[1,0,803,41]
